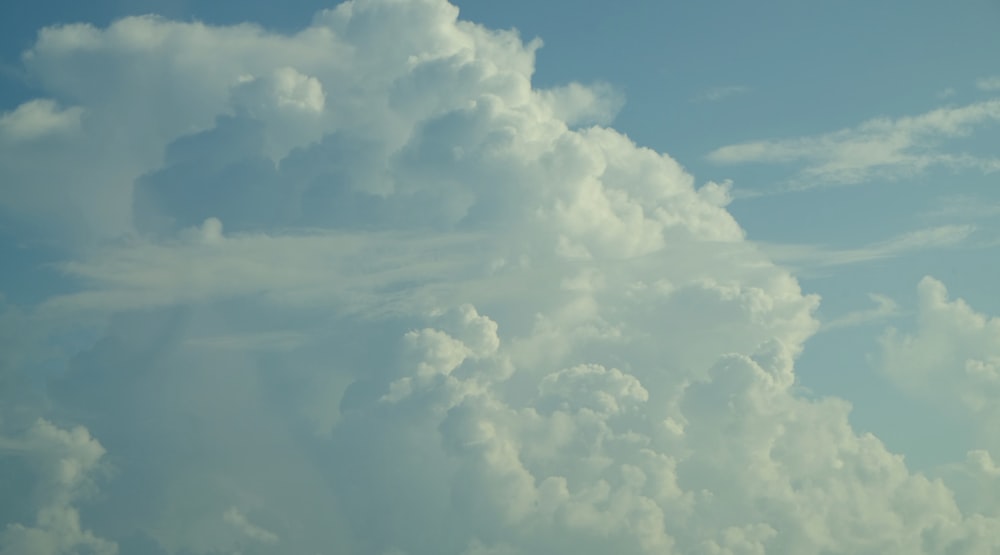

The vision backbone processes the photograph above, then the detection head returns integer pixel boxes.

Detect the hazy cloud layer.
[2,1,999,554]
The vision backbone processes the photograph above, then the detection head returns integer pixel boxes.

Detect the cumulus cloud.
[937,450,1000,519]
[707,99,1000,191]
[537,82,624,126]
[2,1,1000,554]
[879,277,1000,433]
[0,420,117,555]
[0,100,83,143]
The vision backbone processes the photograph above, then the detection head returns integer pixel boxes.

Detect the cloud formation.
[821,293,899,332]
[760,224,975,273]
[707,99,1000,191]
[695,85,751,103]
[880,277,1000,431]
[0,420,116,555]
[1,1,999,554]
[977,76,1000,92]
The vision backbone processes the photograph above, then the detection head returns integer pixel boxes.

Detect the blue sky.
[2,1,1000,554]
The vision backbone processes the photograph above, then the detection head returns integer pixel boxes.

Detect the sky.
[1,1,999,554]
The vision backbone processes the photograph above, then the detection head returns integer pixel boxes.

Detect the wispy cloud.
[42,225,491,316]
[708,99,1000,193]
[695,85,751,102]
[921,194,1000,222]
[224,507,279,544]
[977,76,1000,91]
[821,293,899,332]
[760,224,976,270]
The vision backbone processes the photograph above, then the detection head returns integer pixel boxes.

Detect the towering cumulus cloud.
[1,1,999,553]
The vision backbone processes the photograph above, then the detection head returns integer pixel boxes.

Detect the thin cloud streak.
[708,99,1000,193]
[694,85,751,102]
[820,293,900,332]
[759,224,976,271]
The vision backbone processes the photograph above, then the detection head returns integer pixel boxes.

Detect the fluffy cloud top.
[0,420,116,555]
[1,1,999,554]
[880,277,1000,428]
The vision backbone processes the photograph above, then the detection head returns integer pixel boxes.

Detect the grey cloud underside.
[2,1,1000,554]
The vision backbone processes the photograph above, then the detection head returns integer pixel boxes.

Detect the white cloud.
[879,277,1000,444]
[0,420,117,555]
[0,100,83,142]
[3,1,1000,554]
[977,76,1000,92]
[876,225,977,252]
[230,66,328,160]
[921,194,1000,221]
[760,224,975,271]
[937,450,1000,519]
[44,226,492,315]
[707,99,1000,191]
[223,507,278,544]
[821,293,899,331]
[538,82,624,126]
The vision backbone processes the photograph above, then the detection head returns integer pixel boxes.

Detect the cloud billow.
[1,1,1000,554]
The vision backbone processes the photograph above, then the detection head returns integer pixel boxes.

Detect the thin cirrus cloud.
[758,224,976,272]
[820,293,900,332]
[694,84,751,103]
[921,194,1000,221]
[2,1,1000,554]
[707,98,1000,193]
